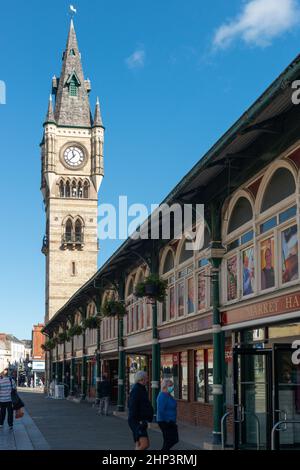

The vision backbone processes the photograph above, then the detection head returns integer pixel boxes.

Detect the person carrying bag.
[0,368,24,429]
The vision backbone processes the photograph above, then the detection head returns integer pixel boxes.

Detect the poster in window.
[187,277,194,313]
[178,282,184,316]
[260,237,275,290]
[227,255,237,301]
[282,225,298,284]
[242,246,255,296]
[180,352,188,400]
[198,272,206,310]
[169,286,175,319]
[195,350,205,402]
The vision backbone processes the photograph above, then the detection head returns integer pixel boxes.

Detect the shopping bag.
[15,408,24,419]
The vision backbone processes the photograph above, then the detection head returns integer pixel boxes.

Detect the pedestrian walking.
[128,371,153,450]
[0,368,16,430]
[157,379,179,451]
[98,374,111,416]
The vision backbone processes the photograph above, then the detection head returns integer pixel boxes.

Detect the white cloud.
[125,48,145,69]
[213,0,299,49]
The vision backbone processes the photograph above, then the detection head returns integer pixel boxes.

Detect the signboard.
[222,291,300,326]
[32,361,45,371]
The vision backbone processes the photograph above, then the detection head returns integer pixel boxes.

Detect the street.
[0,391,202,450]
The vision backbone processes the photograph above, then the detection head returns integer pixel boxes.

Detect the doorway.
[233,344,300,450]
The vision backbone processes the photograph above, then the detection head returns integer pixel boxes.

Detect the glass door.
[273,344,300,450]
[233,348,272,450]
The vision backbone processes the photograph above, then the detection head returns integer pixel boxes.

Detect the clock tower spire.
[41,19,104,322]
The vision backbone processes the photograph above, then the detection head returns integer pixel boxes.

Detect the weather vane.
[69,4,77,18]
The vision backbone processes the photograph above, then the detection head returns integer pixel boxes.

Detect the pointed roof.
[93,97,104,128]
[54,19,92,127]
[44,94,56,124]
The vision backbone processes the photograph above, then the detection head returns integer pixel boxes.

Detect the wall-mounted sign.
[32,361,45,371]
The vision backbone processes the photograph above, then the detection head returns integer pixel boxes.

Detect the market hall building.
[42,20,300,450]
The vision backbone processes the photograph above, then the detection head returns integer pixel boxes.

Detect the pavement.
[0,390,212,450]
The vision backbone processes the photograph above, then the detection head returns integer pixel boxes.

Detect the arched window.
[65,181,71,198]
[228,197,253,233]
[83,181,89,199]
[179,239,193,264]
[77,181,83,198]
[261,168,295,212]
[127,278,134,296]
[72,181,77,198]
[75,219,83,243]
[59,180,65,198]
[163,250,174,274]
[65,219,73,242]
[203,227,210,249]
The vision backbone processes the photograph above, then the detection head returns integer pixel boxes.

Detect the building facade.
[43,21,300,450]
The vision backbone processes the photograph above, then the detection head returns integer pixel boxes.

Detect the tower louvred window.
[69,76,78,96]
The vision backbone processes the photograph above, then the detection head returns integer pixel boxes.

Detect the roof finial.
[93,97,104,128]
[45,94,56,124]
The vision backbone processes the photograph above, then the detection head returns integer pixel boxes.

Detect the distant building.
[0,334,25,367]
[31,324,45,387]
[22,340,32,361]
[0,338,10,372]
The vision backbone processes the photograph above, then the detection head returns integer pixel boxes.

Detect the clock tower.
[41,19,104,322]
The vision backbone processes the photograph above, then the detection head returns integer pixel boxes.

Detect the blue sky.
[0,0,300,338]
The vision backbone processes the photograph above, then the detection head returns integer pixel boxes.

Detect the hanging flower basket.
[57,332,68,344]
[102,300,126,318]
[135,274,167,302]
[41,338,57,351]
[68,324,83,337]
[82,316,99,330]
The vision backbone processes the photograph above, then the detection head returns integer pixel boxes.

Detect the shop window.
[195,350,205,402]
[195,349,214,403]
[161,354,179,399]
[180,352,188,400]
[228,197,253,233]
[261,168,295,212]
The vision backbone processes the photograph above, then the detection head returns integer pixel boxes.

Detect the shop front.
[229,321,300,450]
[102,358,119,404]
[126,354,149,396]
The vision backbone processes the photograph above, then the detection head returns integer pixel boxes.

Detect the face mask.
[167,386,174,393]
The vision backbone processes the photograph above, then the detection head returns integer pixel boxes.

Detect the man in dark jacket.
[98,375,111,416]
[128,371,153,450]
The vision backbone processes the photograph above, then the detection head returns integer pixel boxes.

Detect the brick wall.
[32,324,45,359]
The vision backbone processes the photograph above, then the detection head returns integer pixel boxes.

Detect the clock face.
[64,146,85,167]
